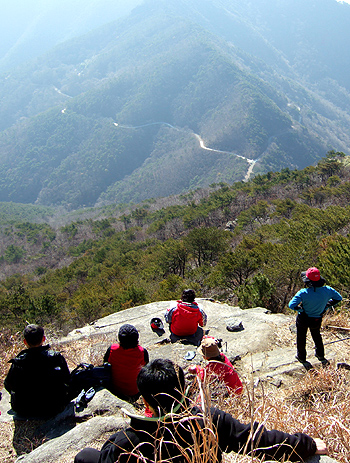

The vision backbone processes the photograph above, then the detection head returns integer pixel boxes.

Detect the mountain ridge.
[0,0,350,208]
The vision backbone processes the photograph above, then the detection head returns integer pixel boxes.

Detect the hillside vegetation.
[0,150,349,333]
[1,0,350,208]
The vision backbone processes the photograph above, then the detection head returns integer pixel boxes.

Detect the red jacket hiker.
[165,300,207,336]
[104,324,149,398]
[190,336,243,395]
[205,355,242,394]
[165,289,207,338]
[105,344,148,396]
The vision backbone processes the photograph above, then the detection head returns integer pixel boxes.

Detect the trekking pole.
[324,336,350,346]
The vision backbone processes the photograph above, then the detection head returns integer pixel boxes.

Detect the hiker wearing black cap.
[288,267,342,365]
[165,289,207,346]
[103,324,149,400]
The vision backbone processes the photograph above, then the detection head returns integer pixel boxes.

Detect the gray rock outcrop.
[1,299,344,463]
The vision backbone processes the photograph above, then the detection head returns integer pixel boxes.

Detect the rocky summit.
[1,299,345,462]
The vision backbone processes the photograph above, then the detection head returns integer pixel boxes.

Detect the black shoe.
[316,356,330,366]
[295,356,313,370]
[337,362,350,370]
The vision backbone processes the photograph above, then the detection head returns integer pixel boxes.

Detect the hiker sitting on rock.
[104,324,149,400]
[4,324,70,418]
[289,267,342,367]
[165,289,207,346]
[74,358,327,463]
[189,336,243,395]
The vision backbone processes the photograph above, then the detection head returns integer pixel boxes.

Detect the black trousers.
[169,326,204,347]
[296,312,324,361]
[74,448,100,463]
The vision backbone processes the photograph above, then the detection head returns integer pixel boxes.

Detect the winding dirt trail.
[193,133,256,181]
[114,122,177,130]
[114,121,257,181]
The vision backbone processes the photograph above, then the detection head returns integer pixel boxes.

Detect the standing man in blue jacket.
[289,267,342,365]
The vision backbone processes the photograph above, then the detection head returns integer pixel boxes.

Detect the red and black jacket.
[165,301,207,337]
[104,344,149,397]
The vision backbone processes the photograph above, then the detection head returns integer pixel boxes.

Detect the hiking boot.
[316,356,330,366]
[295,356,313,371]
[337,362,350,370]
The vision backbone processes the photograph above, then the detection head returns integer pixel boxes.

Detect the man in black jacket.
[74,359,327,463]
[4,324,70,418]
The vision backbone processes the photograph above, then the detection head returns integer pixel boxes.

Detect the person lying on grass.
[74,358,327,463]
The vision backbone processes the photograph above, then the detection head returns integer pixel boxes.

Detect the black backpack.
[69,362,112,399]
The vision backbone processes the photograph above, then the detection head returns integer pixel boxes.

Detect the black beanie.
[118,324,139,349]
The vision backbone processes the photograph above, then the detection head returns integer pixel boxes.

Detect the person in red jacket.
[104,324,149,400]
[165,289,207,346]
[189,336,243,395]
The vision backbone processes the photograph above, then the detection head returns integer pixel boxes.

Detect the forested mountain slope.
[0,0,350,209]
[0,151,349,333]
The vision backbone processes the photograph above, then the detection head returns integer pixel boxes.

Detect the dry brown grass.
[203,366,350,463]
[0,423,16,463]
[1,311,350,462]
[0,331,113,463]
[0,330,23,390]
[323,307,350,337]
[53,335,111,371]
